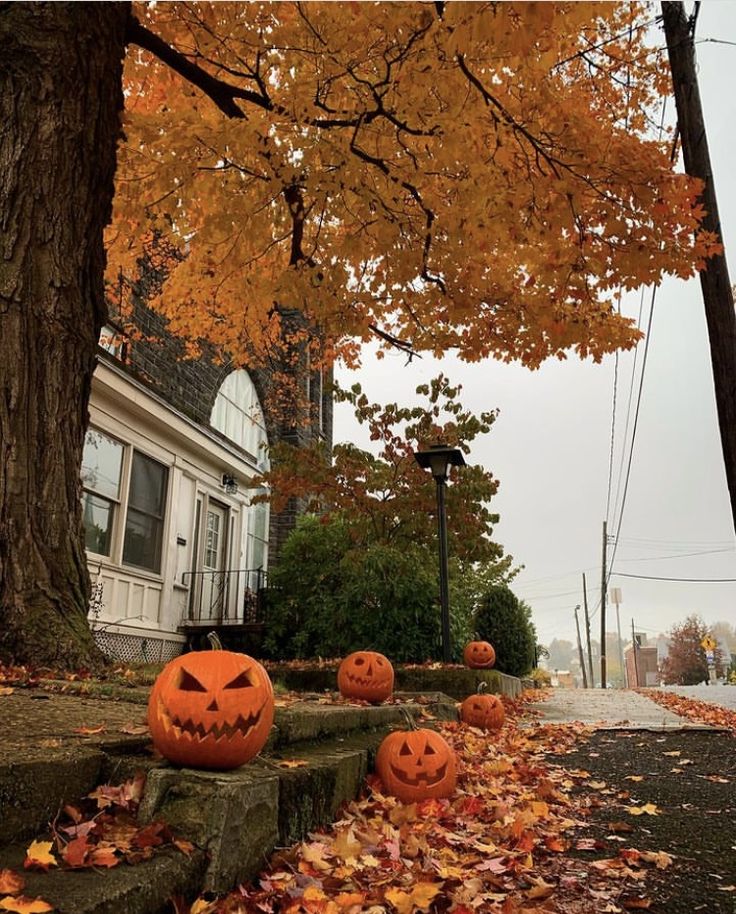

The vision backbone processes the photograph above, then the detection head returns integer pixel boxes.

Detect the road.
[533,687,706,728]
[659,683,736,710]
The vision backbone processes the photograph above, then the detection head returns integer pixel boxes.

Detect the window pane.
[128,452,167,517]
[81,429,123,500]
[123,508,164,572]
[82,492,114,556]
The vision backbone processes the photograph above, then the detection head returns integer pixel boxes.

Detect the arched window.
[210,370,269,471]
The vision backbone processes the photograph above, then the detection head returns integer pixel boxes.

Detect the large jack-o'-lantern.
[376,715,457,803]
[337,650,394,703]
[460,683,505,731]
[463,639,496,669]
[148,636,274,769]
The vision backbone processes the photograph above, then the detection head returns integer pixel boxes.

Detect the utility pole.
[583,573,595,687]
[600,520,607,689]
[662,2,736,539]
[611,587,625,687]
[631,618,640,688]
[574,605,588,688]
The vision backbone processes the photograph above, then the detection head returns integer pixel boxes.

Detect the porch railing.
[182,568,268,626]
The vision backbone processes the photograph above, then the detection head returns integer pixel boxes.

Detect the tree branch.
[126,15,272,119]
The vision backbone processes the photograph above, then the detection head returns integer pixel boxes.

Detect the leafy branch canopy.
[110,1,719,372]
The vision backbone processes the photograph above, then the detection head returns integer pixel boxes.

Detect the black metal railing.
[182,568,268,625]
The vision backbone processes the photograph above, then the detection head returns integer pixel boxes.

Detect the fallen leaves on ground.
[180,700,672,914]
[0,896,54,913]
[643,689,736,731]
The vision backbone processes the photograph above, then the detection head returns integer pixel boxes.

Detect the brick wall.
[106,288,333,563]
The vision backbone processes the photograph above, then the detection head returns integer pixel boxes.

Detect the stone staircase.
[0,693,459,914]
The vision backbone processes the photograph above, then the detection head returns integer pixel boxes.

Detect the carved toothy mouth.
[390,762,448,786]
[158,699,263,742]
[347,674,387,687]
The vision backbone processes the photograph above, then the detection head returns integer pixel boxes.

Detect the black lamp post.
[414,443,466,663]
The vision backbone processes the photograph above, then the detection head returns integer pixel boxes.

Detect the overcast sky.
[334,1,736,650]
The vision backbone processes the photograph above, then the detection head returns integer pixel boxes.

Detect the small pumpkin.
[460,683,505,731]
[337,650,394,703]
[463,639,496,669]
[376,712,457,803]
[148,634,274,769]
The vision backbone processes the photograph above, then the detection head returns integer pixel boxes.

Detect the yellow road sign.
[701,635,717,652]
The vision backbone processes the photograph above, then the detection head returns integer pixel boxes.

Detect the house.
[82,294,331,663]
[624,634,659,687]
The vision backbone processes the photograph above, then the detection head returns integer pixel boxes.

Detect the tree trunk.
[0,3,129,668]
[662,2,736,539]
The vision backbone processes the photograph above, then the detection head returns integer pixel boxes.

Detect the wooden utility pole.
[662,2,736,538]
[600,520,608,689]
[582,573,595,687]
[574,605,588,688]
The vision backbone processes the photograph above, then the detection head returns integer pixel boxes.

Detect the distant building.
[552,670,574,688]
[625,640,659,687]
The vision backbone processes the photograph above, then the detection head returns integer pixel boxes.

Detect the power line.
[613,572,736,582]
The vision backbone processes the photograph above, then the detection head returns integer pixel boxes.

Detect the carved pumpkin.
[460,691,505,731]
[376,724,457,803]
[463,640,496,669]
[148,645,274,769]
[337,650,394,703]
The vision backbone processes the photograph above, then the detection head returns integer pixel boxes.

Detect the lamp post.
[414,443,466,663]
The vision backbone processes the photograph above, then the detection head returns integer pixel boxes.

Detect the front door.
[201,501,228,620]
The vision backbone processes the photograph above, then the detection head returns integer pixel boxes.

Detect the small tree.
[660,614,724,685]
[474,585,537,678]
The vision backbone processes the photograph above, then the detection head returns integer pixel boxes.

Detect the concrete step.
[0,698,459,914]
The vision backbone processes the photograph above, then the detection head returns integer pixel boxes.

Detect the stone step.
[266,665,523,700]
[0,711,448,913]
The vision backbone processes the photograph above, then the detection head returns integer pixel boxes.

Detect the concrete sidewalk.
[535,688,712,729]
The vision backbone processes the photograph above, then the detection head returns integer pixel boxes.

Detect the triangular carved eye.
[224,670,254,689]
[178,669,206,691]
[424,744,437,756]
[399,742,413,756]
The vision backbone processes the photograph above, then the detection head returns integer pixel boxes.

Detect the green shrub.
[474,584,537,677]
[264,515,476,662]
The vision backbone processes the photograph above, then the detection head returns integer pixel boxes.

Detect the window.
[210,370,269,470]
[122,452,168,572]
[81,428,169,573]
[98,324,127,361]
[81,430,123,556]
[246,489,269,570]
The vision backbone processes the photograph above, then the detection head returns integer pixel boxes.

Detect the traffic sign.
[701,635,717,652]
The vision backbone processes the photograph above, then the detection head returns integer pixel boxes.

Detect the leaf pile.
[642,689,736,731]
[0,774,194,913]
[180,716,670,914]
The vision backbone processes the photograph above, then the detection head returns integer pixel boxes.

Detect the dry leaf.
[278,759,309,769]
[627,803,659,816]
[0,897,53,914]
[23,842,56,872]
[0,874,23,897]
[0,687,15,696]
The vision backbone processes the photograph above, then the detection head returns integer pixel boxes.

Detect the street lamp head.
[414,443,466,481]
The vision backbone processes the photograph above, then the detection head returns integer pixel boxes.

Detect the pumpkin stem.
[398,707,418,731]
[477,681,488,695]
[207,631,223,651]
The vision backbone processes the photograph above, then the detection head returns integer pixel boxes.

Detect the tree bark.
[0,3,129,667]
[662,2,736,539]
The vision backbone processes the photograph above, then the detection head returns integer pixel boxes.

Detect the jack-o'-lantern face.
[376,728,457,802]
[337,651,394,703]
[460,693,505,731]
[463,640,496,669]
[148,651,274,769]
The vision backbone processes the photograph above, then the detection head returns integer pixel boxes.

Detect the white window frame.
[81,426,170,577]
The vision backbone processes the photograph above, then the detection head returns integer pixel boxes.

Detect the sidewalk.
[535,687,713,729]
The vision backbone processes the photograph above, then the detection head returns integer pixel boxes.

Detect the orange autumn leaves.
[0,867,51,914]
[0,772,196,914]
[183,711,674,914]
[644,689,736,731]
[111,2,720,377]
